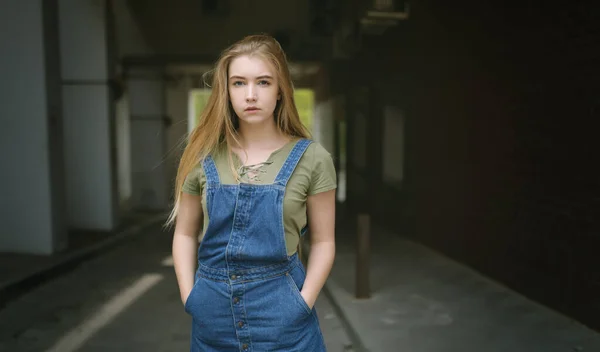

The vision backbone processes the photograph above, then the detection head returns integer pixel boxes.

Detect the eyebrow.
[229,75,274,80]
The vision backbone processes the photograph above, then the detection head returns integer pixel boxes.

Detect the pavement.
[0,215,352,352]
[325,224,600,352]
[0,211,164,309]
[1,213,600,351]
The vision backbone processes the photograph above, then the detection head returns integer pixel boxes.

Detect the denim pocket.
[184,274,201,313]
[185,277,234,345]
[285,271,312,316]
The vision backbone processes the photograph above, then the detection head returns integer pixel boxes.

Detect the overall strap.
[274,139,312,187]
[202,155,221,185]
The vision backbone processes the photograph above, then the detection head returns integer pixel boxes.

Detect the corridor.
[2,218,600,351]
[2,1,600,351]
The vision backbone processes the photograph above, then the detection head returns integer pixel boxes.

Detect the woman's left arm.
[301,189,336,309]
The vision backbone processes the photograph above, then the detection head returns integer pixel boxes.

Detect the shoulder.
[300,139,331,158]
[308,141,332,158]
[182,161,205,195]
[298,140,335,174]
[184,162,205,182]
[299,140,336,194]
[300,140,333,166]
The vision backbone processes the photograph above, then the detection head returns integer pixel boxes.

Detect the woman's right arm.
[172,192,203,306]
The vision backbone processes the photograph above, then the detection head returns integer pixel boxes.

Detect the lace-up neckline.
[237,161,274,183]
[231,138,299,183]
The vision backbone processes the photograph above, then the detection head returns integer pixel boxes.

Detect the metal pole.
[356,213,371,299]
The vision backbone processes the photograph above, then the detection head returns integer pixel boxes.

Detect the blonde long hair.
[167,34,310,226]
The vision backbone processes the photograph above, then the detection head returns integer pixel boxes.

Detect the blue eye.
[258,80,270,86]
[232,81,244,86]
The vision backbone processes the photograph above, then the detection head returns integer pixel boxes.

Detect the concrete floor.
[0,223,352,352]
[2,217,600,352]
[325,227,600,352]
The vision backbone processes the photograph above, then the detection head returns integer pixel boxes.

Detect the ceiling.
[124,0,342,62]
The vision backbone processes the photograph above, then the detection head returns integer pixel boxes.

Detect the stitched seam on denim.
[274,139,308,185]
[236,183,278,190]
[312,313,326,347]
[240,292,253,350]
[237,270,288,284]
[199,269,290,284]
[198,254,301,282]
[226,282,237,346]
[278,188,287,259]
[236,257,302,283]
[233,187,254,263]
[285,273,312,315]
[272,139,301,183]
[200,252,300,273]
[230,281,250,348]
[203,156,221,185]
[274,139,311,258]
[233,281,253,350]
[184,274,203,311]
[274,144,297,184]
[196,274,227,283]
[202,158,213,183]
[275,139,312,187]
[224,186,239,287]
[201,270,286,284]
[235,252,300,274]
[210,156,222,184]
[219,183,285,189]
[195,187,215,261]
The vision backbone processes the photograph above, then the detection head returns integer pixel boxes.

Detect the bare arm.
[172,192,203,305]
[301,189,336,309]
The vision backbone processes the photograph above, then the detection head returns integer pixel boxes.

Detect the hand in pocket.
[183,287,194,306]
[300,290,315,310]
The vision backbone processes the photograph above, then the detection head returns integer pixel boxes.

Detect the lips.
[245,107,260,111]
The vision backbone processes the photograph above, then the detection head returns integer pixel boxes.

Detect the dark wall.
[352,1,600,329]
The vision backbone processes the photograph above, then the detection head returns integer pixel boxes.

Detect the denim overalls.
[184,139,327,352]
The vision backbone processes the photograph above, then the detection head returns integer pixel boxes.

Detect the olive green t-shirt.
[182,138,337,255]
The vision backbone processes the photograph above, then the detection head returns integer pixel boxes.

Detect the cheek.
[267,91,279,107]
[229,91,243,110]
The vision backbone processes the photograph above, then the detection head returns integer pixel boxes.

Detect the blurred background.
[1,0,600,351]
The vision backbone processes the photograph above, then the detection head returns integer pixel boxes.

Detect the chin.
[238,113,273,125]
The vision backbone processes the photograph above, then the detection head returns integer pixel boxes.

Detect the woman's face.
[228,55,280,126]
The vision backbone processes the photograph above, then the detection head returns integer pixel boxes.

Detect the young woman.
[169,34,336,351]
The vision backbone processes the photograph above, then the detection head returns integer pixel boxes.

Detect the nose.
[245,84,256,102]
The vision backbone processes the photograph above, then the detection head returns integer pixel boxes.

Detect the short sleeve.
[308,143,337,196]
[182,165,203,196]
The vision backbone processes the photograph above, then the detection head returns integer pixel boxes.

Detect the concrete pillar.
[59,0,118,231]
[128,68,170,211]
[165,70,194,194]
[111,0,154,210]
[0,0,67,254]
[312,65,336,153]
[313,99,336,154]
[115,93,133,210]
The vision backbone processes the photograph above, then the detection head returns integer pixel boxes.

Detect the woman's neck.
[236,119,289,151]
